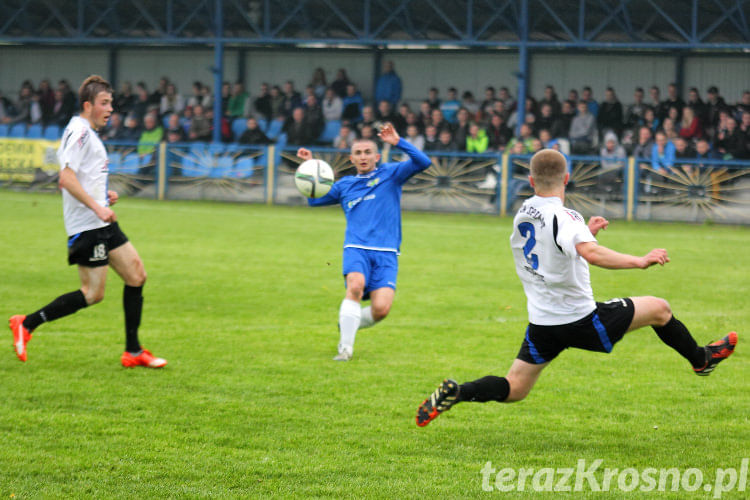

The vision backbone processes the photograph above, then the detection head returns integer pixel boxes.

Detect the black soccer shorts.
[67,222,129,267]
[517,298,635,364]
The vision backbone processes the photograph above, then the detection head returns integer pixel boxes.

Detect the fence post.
[625,156,635,221]
[266,145,275,205]
[500,154,509,217]
[157,142,167,201]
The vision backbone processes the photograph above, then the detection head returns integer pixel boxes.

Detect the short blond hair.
[350,137,378,153]
[529,149,567,191]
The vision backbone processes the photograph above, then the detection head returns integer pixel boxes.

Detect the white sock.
[338,299,361,352]
[359,306,376,329]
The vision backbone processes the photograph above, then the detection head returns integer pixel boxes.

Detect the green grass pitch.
[0,190,748,498]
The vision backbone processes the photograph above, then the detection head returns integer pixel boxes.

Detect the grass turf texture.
[0,190,748,499]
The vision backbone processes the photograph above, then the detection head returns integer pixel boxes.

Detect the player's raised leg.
[628,296,737,375]
[109,242,166,368]
[8,266,105,362]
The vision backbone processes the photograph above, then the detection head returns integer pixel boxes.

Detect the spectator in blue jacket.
[651,131,675,172]
[341,83,364,124]
[440,87,461,124]
[374,61,402,108]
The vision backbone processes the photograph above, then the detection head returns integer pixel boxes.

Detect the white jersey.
[57,115,110,236]
[510,195,597,325]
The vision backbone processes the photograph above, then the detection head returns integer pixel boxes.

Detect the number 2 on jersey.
[517,222,539,269]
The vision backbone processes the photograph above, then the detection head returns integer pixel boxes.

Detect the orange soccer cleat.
[121,348,168,368]
[9,315,32,362]
[416,379,460,427]
[694,332,738,376]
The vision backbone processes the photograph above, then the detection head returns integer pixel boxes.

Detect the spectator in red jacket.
[678,106,703,141]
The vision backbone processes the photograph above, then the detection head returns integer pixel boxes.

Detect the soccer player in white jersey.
[416,149,737,426]
[297,123,431,361]
[8,75,167,368]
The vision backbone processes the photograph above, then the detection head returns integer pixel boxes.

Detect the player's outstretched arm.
[576,242,669,270]
[381,123,432,181]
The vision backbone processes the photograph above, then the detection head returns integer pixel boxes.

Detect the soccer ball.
[294,159,334,198]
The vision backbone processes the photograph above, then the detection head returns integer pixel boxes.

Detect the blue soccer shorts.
[342,247,398,295]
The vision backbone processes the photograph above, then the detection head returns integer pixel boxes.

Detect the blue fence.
[1,134,749,224]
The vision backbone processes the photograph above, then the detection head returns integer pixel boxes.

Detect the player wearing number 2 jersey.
[416,149,737,426]
[8,75,166,368]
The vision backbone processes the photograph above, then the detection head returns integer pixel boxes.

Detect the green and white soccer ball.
[295,159,335,198]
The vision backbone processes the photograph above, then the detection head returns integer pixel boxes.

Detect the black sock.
[23,290,87,331]
[123,285,143,353]
[653,316,706,368]
[458,376,510,403]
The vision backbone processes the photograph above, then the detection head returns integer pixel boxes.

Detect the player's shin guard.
[123,285,143,353]
[338,299,361,351]
[653,316,706,368]
[458,376,510,403]
[23,290,88,331]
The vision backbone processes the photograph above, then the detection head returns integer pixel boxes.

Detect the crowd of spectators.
[0,79,76,129]
[3,65,750,172]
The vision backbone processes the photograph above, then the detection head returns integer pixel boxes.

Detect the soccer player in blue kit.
[297,123,431,361]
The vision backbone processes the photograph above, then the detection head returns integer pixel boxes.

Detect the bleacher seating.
[318,120,341,143]
[231,118,247,139]
[0,123,61,139]
[266,119,283,140]
[43,124,61,140]
[9,124,26,137]
[26,124,43,138]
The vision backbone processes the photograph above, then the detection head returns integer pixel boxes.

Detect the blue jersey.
[309,139,431,253]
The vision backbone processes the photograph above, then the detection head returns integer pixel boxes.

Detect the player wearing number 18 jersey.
[8,75,166,368]
[416,149,737,427]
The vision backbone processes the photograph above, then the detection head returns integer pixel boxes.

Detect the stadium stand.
[9,124,25,137]
[26,124,42,139]
[43,124,61,140]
